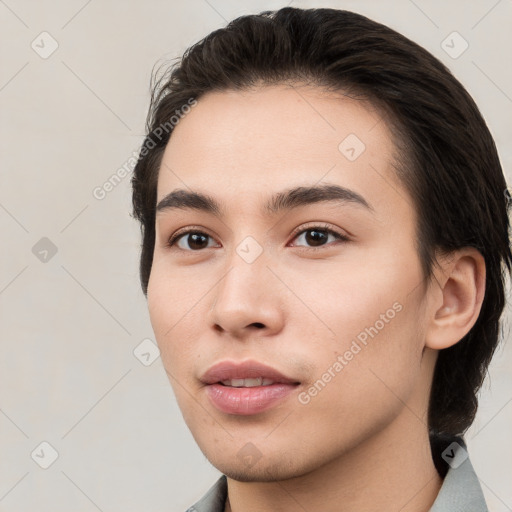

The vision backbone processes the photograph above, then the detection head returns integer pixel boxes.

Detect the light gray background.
[1,0,511,510]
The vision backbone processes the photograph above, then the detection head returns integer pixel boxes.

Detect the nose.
[207,253,285,340]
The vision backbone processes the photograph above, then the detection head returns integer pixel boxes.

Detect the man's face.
[147,85,434,481]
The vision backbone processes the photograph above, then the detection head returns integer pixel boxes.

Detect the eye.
[167,228,218,251]
[289,223,349,250]
[166,223,349,252]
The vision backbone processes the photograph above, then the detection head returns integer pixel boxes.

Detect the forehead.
[157,84,410,222]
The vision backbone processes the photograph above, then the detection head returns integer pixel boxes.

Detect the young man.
[131,7,511,512]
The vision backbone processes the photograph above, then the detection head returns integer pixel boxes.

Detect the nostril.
[251,322,265,329]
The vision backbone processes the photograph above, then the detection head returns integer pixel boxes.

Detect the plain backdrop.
[1,0,511,511]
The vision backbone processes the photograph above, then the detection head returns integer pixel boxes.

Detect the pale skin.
[147,84,486,512]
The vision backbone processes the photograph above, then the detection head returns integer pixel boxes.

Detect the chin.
[209,453,316,483]
[220,465,295,483]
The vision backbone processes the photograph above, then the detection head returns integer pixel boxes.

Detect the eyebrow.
[155,183,373,217]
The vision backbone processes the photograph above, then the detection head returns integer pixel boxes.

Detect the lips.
[200,360,299,385]
[200,360,300,415]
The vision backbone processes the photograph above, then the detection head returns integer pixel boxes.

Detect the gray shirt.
[186,437,488,512]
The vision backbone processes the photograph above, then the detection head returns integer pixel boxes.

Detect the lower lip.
[205,383,298,415]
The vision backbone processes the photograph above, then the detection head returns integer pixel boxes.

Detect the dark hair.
[131,7,511,442]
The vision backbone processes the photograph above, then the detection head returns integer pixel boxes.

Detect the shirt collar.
[428,436,488,512]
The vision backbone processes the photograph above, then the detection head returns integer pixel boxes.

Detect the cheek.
[147,261,195,368]
[320,297,425,419]
[147,258,224,393]
[147,255,199,331]
[293,249,418,350]
[301,249,425,397]
[295,309,424,457]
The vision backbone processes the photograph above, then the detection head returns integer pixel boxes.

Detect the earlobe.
[425,248,486,350]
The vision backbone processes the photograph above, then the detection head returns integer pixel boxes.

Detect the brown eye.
[168,231,216,251]
[303,229,329,246]
[291,225,349,249]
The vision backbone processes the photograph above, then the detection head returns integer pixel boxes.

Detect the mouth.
[200,359,300,385]
[200,360,301,415]
[218,377,283,387]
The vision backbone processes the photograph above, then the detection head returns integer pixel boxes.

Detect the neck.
[224,403,442,512]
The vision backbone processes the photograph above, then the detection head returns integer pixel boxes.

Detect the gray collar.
[429,441,488,512]
[186,474,226,512]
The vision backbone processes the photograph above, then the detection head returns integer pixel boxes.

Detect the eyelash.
[166,223,350,252]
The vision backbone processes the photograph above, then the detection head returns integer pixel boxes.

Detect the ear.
[425,248,486,350]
